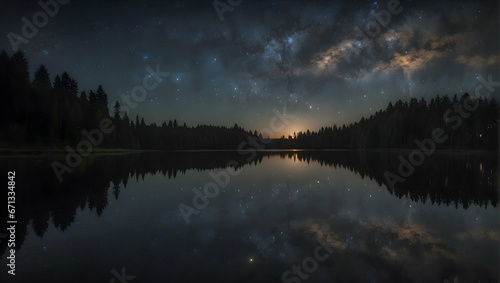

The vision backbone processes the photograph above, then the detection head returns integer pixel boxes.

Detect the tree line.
[0,50,258,150]
[272,94,498,149]
[0,50,497,150]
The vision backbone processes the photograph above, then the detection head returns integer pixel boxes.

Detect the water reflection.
[0,151,497,282]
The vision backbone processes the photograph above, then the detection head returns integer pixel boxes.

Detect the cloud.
[456,54,499,70]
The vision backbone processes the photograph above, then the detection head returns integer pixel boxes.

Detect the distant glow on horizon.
[273,123,311,139]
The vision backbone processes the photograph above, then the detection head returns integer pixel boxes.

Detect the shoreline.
[0,147,497,157]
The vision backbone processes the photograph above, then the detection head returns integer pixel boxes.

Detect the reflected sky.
[0,153,498,282]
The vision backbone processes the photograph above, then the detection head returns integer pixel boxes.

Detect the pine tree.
[80,91,88,104]
[61,72,71,93]
[53,75,62,90]
[70,78,78,97]
[32,65,51,90]
[11,50,29,86]
[88,90,97,109]
[113,100,121,119]
[96,85,109,117]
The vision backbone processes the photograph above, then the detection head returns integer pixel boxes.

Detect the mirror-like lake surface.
[0,151,498,282]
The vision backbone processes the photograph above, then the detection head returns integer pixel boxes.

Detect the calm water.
[0,151,498,283]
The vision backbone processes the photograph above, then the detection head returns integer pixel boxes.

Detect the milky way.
[0,0,498,137]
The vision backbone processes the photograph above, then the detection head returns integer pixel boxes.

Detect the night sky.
[1,0,498,137]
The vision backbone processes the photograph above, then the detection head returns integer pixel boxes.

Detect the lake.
[0,151,498,282]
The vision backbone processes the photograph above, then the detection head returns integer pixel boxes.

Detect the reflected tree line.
[0,50,497,150]
[279,151,497,209]
[0,151,496,256]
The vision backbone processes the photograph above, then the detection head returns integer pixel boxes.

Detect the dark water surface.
[0,151,498,283]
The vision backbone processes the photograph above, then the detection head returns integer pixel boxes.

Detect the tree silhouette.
[96,85,109,117]
[0,50,497,151]
[32,65,51,90]
[113,100,121,120]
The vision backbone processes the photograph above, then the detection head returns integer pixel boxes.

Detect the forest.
[0,50,256,150]
[273,93,498,149]
[0,50,498,150]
